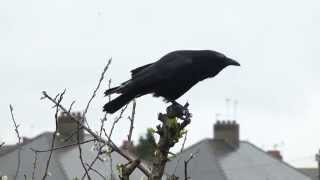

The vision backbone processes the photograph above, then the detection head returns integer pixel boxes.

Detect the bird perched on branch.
[103,50,240,113]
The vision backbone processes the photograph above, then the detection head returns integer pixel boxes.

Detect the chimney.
[214,120,239,148]
[120,140,135,152]
[56,112,84,145]
[267,150,283,161]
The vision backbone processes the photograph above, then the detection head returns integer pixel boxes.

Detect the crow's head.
[204,50,240,67]
[193,50,240,78]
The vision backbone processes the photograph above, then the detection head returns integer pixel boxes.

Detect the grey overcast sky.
[1,0,319,167]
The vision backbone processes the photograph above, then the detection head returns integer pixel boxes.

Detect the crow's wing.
[130,53,193,88]
[130,63,153,78]
[117,53,193,95]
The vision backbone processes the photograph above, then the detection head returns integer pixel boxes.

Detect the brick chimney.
[267,150,283,161]
[214,120,239,148]
[120,140,135,153]
[56,112,84,145]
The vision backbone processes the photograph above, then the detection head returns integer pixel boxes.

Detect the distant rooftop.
[0,132,146,180]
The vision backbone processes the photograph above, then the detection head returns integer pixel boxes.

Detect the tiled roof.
[164,138,311,180]
[0,132,146,180]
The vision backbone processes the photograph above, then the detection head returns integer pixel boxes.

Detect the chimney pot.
[267,150,283,161]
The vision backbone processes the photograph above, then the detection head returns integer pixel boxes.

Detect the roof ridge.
[0,132,52,157]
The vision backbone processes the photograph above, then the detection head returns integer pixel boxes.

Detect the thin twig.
[81,141,110,180]
[9,105,22,143]
[78,124,91,180]
[59,126,83,143]
[85,163,107,180]
[42,89,65,180]
[81,114,108,179]
[99,113,108,140]
[109,153,114,180]
[68,101,76,113]
[81,152,101,180]
[108,104,129,139]
[32,151,38,180]
[127,100,136,143]
[180,131,188,153]
[184,150,199,180]
[78,59,112,180]
[41,91,151,177]
[31,139,96,153]
[83,58,112,117]
[9,104,22,180]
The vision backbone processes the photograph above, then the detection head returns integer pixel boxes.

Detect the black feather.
[103,93,135,113]
[103,50,240,113]
[104,86,119,96]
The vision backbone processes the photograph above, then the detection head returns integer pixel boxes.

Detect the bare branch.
[32,151,38,180]
[30,139,96,153]
[180,131,188,153]
[42,90,65,180]
[81,113,109,179]
[84,58,112,117]
[41,91,151,177]
[150,102,192,180]
[59,126,83,144]
[109,154,114,180]
[184,150,199,180]
[84,108,140,180]
[127,100,136,143]
[85,163,107,180]
[77,126,91,180]
[172,131,188,177]
[9,104,22,180]
[78,60,112,179]
[99,113,108,139]
[108,104,129,139]
[119,159,141,180]
[9,105,22,143]
[68,100,76,113]
[80,58,113,178]
[81,150,102,180]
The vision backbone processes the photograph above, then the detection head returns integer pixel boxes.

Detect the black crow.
[103,50,240,113]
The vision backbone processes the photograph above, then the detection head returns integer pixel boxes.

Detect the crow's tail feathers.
[104,86,120,96]
[103,93,135,113]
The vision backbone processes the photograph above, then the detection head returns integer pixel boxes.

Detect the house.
[298,168,319,180]
[0,112,146,180]
[0,113,312,180]
[163,121,312,180]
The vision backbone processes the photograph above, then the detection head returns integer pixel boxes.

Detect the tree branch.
[32,151,38,180]
[108,104,129,139]
[84,58,112,117]
[30,139,96,153]
[42,89,65,180]
[127,100,136,143]
[9,104,22,180]
[41,91,151,177]
[150,102,191,180]
[184,150,199,180]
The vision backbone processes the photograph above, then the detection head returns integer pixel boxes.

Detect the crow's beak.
[227,58,240,66]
